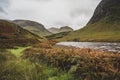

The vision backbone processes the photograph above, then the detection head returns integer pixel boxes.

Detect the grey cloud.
[29,0,52,2]
[0,0,10,13]
[0,7,4,12]
[0,0,101,30]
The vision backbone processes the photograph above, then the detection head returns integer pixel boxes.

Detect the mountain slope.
[48,26,73,34]
[14,20,51,36]
[48,27,59,34]
[0,20,40,48]
[45,32,71,40]
[60,0,120,42]
[88,0,120,24]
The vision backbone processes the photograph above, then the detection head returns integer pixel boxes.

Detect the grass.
[35,62,76,80]
[0,40,120,80]
[22,44,120,80]
[0,47,40,80]
[9,47,30,58]
[0,46,76,80]
[60,31,120,42]
[51,19,120,42]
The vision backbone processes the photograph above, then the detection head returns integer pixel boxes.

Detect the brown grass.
[22,44,120,80]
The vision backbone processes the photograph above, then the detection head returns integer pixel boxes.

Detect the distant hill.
[59,0,120,42]
[48,26,73,34]
[0,20,40,48]
[48,27,60,34]
[45,32,70,40]
[14,20,51,36]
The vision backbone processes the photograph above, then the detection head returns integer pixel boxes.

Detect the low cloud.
[0,0,101,29]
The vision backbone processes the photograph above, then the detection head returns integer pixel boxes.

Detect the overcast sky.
[0,0,101,30]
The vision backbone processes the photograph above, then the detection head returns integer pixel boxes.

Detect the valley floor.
[0,42,120,80]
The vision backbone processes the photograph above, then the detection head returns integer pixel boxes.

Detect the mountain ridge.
[48,26,73,34]
[14,20,51,36]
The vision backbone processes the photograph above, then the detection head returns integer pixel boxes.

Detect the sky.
[0,0,101,30]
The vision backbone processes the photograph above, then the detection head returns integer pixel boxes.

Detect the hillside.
[59,0,120,42]
[48,26,73,34]
[0,20,40,48]
[14,20,51,36]
[45,32,71,40]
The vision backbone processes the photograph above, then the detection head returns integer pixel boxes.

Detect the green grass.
[60,31,120,42]
[36,63,76,80]
[58,19,120,42]
[5,47,76,80]
[9,47,30,58]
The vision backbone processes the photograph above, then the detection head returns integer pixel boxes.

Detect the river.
[56,42,120,53]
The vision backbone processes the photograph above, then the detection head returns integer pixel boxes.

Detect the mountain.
[46,32,71,40]
[88,0,120,24]
[48,27,60,34]
[14,20,51,36]
[48,26,73,34]
[59,0,120,42]
[0,20,40,48]
[60,26,74,32]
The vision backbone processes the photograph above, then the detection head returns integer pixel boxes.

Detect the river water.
[56,42,120,53]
